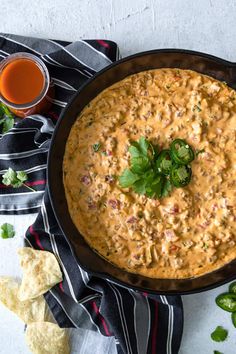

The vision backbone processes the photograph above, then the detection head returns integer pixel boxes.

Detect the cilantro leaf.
[119,169,140,188]
[2,168,35,192]
[138,136,150,155]
[0,103,15,134]
[2,168,18,187]
[16,171,27,183]
[132,178,147,195]
[193,104,202,112]
[0,103,14,117]
[130,156,151,174]
[129,144,141,158]
[161,178,173,198]
[0,223,15,239]
[92,143,101,152]
[214,351,223,354]
[211,326,228,342]
[0,116,14,133]
[146,175,163,198]
[129,137,152,159]
[129,137,154,174]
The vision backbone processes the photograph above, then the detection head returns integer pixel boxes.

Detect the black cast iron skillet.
[48,49,236,295]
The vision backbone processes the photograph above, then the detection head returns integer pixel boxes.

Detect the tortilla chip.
[25,322,70,354]
[18,247,63,301]
[0,276,46,324]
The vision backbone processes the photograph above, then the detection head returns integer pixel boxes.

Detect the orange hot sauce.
[0,59,44,105]
[0,53,54,118]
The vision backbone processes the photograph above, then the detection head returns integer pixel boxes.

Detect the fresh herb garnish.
[214,351,223,354]
[2,168,35,192]
[119,137,164,198]
[0,223,15,239]
[119,169,140,188]
[92,143,101,152]
[119,137,195,199]
[161,179,173,197]
[192,104,202,113]
[0,103,15,134]
[196,149,205,156]
[129,137,152,174]
[211,326,228,342]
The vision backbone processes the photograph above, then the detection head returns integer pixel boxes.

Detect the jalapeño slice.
[216,293,236,312]
[170,164,192,188]
[229,281,236,294]
[232,312,236,328]
[155,150,173,175]
[170,139,194,165]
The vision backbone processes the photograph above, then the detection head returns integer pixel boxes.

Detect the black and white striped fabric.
[0,33,183,354]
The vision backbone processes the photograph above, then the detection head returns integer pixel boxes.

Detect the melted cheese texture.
[63,69,236,279]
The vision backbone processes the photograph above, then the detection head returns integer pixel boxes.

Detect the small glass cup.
[0,52,54,118]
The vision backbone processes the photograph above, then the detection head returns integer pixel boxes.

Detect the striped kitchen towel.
[0,33,183,354]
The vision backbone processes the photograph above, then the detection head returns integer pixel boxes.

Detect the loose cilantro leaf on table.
[0,223,15,239]
[2,168,35,192]
[211,326,228,342]
[0,103,15,134]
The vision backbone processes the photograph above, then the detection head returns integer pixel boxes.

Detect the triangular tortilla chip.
[0,276,46,324]
[25,322,70,354]
[18,248,63,301]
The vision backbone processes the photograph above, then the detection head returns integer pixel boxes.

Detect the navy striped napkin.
[0,33,183,354]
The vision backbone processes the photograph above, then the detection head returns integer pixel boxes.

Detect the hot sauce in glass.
[0,53,54,118]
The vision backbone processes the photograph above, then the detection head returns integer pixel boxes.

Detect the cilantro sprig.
[2,168,35,192]
[119,137,194,199]
[0,103,15,134]
[119,137,165,198]
[211,326,228,342]
[0,223,15,239]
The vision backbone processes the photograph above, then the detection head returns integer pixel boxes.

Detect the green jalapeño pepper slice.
[216,293,236,312]
[155,150,173,175]
[232,312,236,328]
[170,164,192,188]
[229,281,236,294]
[170,139,195,165]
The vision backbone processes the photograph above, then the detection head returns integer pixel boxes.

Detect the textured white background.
[0,0,236,353]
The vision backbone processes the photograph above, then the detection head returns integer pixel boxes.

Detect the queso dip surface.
[63,69,236,279]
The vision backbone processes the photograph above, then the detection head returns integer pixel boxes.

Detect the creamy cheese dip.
[63,69,236,279]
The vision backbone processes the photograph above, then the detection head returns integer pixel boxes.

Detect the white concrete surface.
[1,0,236,353]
